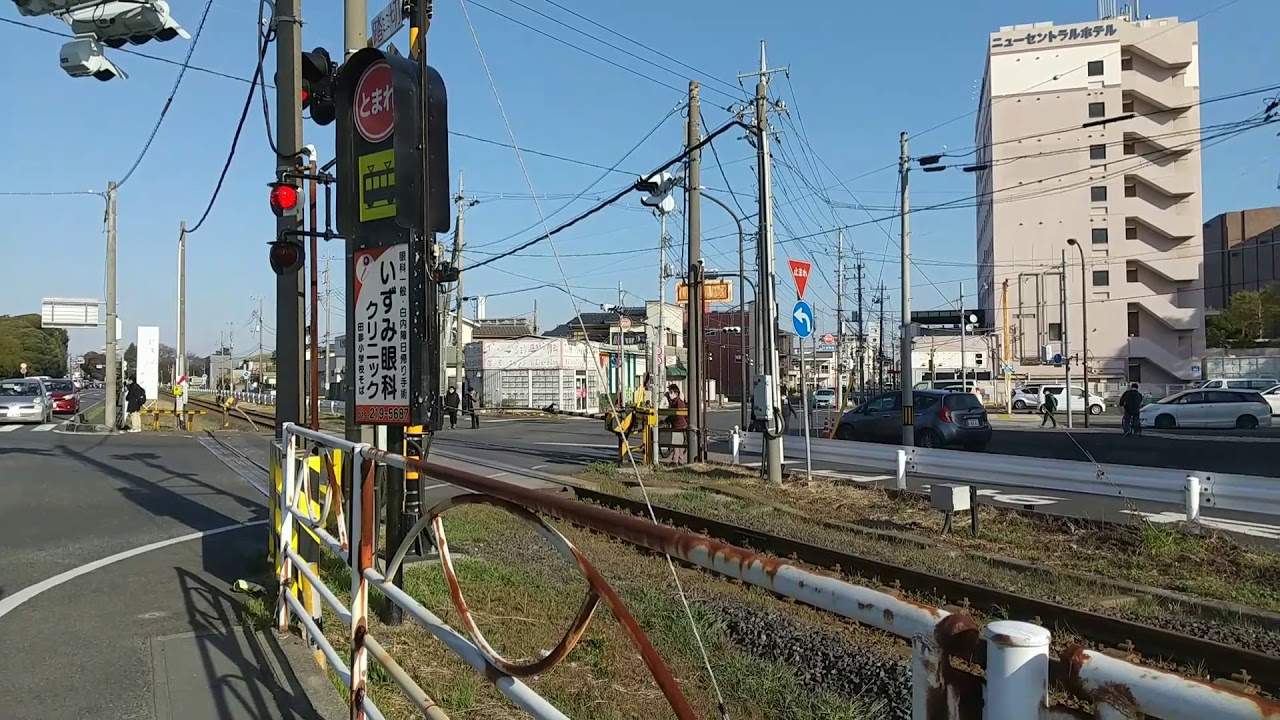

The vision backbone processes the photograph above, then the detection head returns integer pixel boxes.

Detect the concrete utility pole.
[655,210,668,423]
[854,255,865,401]
[1002,279,1012,414]
[835,227,845,408]
[898,131,915,447]
[274,0,304,435]
[177,221,186,381]
[451,172,477,391]
[685,80,706,462]
[876,284,886,391]
[176,221,187,412]
[959,282,966,390]
[105,180,119,430]
[343,0,368,450]
[741,41,785,485]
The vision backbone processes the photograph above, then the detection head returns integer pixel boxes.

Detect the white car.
[812,388,836,408]
[1260,384,1280,416]
[1011,386,1041,410]
[1138,388,1273,430]
[1040,384,1105,415]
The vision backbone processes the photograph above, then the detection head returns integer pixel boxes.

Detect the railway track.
[195,407,1280,696]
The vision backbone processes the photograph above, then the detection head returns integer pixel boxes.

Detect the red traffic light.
[269,182,300,217]
[268,241,304,275]
[301,88,310,106]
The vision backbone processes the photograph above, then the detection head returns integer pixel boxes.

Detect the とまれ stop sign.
[787,258,812,299]
[354,61,395,144]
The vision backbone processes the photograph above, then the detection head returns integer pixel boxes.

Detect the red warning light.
[269,182,300,217]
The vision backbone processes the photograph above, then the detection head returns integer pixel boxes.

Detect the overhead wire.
[115,0,216,188]
[456,3,729,715]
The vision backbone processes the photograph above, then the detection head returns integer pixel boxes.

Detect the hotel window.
[1092,228,1109,244]
[1090,186,1107,202]
[1089,144,1107,161]
[1088,60,1104,76]
[1093,270,1111,287]
[1088,101,1106,118]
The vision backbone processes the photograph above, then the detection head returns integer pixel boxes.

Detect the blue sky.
[2,0,1277,358]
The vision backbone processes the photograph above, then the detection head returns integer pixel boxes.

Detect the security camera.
[60,37,126,81]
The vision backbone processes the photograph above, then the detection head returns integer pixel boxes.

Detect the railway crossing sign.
[353,61,395,143]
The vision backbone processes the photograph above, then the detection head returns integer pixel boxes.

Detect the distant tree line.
[0,314,69,377]
[1207,285,1280,349]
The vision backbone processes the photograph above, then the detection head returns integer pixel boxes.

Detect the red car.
[45,379,80,415]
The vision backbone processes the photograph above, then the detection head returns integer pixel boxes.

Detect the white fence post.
[910,633,941,720]
[1185,475,1201,535]
[895,448,907,490]
[731,426,740,465]
[982,620,1051,720]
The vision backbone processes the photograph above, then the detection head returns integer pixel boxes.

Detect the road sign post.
[791,299,814,480]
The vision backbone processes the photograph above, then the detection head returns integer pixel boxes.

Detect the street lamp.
[695,192,749,433]
[1066,237,1090,427]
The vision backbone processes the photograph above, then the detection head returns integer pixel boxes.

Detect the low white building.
[464,336,621,413]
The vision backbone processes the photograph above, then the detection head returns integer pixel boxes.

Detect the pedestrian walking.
[443,386,460,429]
[1119,382,1144,436]
[1039,390,1058,428]
[125,376,146,433]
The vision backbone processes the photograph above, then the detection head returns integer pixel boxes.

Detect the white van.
[1040,384,1105,415]
[1197,378,1279,392]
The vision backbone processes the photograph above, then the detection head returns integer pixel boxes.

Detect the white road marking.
[0,425,21,432]
[31,424,56,432]
[530,465,547,470]
[1120,510,1280,540]
[534,442,616,449]
[486,471,508,479]
[917,484,1064,507]
[0,521,268,621]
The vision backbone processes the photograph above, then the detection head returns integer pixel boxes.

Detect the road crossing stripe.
[31,424,56,432]
[0,425,20,432]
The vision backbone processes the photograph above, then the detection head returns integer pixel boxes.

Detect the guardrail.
[273,422,1277,719]
[187,388,344,415]
[738,433,1280,520]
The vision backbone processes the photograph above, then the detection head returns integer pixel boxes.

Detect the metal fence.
[187,387,343,415]
[738,433,1280,520]
[275,423,1277,719]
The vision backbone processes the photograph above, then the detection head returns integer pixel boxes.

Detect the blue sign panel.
[791,301,814,339]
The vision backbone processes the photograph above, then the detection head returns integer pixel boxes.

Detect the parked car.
[44,378,80,415]
[1039,384,1105,415]
[0,378,54,424]
[1138,388,1273,430]
[1196,378,1279,391]
[833,389,992,451]
[812,388,836,408]
[1011,385,1041,410]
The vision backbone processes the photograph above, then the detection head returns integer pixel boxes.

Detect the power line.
[187,17,273,234]
[116,0,216,188]
[0,15,261,86]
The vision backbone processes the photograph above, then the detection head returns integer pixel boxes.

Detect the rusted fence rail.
[274,422,1279,720]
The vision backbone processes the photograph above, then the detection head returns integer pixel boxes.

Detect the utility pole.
[253,296,266,381]
[685,80,706,462]
[959,282,966,391]
[740,41,786,485]
[308,150,320,429]
[835,228,845,409]
[1061,249,1073,429]
[451,172,477,391]
[343,0,369,449]
[898,131,915,447]
[1002,279,1012,415]
[274,0,304,435]
[105,181,119,430]
[854,256,865,401]
[876,284,886,391]
[176,221,187,383]
[655,211,668,431]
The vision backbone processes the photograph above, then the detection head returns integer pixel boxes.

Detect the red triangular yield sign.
[788,258,812,299]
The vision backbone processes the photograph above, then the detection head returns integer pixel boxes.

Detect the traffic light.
[433,263,460,284]
[301,48,337,126]
[268,240,304,275]
[268,181,301,218]
[974,352,984,366]
[62,0,189,48]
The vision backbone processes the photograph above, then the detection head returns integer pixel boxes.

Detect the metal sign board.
[353,244,412,425]
[370,0,404,49]
[821,333,835,345]
[788,259,812,300]
[817,343,837,353]
[791,301,814,339]
[40,298,101,328]
[136,326,160,401]
[675,280,732,304]
[353,61,395,144]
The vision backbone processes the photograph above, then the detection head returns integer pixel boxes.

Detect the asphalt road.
[0,427,340,720]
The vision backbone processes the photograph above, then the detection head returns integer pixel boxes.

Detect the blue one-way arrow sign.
[792,300,814,338]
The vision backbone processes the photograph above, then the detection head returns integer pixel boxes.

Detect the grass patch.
[582,467,1280,615]
[309,504,891,719]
